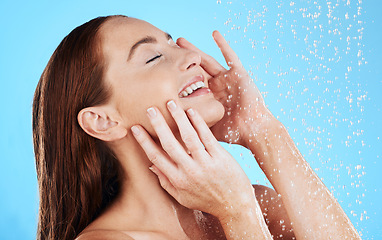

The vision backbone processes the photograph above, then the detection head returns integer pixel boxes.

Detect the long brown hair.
[33,15,124,240]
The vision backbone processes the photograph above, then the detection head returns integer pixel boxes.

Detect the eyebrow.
[127,32,173,61]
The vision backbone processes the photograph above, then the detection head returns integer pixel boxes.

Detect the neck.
[102,133,198,233]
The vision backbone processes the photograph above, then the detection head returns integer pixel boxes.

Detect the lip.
[178,74,205,95]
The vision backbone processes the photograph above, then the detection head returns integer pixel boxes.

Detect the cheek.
[180,97,225,128]
[116,79,180,137]
[196,100,225,127]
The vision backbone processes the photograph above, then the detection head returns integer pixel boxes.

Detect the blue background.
[0,0,380,239]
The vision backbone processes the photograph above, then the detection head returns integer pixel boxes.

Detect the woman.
[33,15,360,239]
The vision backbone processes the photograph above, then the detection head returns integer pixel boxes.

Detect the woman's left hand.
[177,31,275,148]
[130,100,257,220]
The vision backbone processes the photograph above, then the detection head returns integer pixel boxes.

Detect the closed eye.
[146,54,162,64]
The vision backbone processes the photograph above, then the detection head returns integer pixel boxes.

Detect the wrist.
[245,116,301,180]
[218,204,261,222]
[215,189,258,222]
[242,111,283,149]
[217,199,272,240]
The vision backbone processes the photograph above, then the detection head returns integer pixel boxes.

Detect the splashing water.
[216,0,369,237]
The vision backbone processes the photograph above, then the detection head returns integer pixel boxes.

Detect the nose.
[179,49,201,71]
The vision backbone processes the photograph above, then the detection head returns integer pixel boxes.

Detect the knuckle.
[182,133,196,145]
[162,140,176,153]
[148,152,161,165]
[201,135,215,148]
[187,144,200,153]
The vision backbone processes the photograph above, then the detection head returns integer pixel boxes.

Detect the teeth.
[186,87,193,94]
[179,81,205,97]
[196,82,204,88]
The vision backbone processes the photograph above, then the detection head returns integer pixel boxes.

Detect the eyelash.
[146,54,162,64]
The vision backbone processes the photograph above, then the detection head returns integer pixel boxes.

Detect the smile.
[178,81,206,97]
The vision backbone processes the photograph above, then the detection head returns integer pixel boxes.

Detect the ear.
[78,107,127,142]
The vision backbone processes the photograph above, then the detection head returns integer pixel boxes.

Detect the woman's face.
[100,17,224,137]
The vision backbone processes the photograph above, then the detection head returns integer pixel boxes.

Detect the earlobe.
[78,107,127,141]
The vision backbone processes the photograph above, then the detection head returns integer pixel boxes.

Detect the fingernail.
[187,108,195,116]
[147,107,157,118]
[167,100,177,111]
[149,166,157,175]
[131,125,140,136]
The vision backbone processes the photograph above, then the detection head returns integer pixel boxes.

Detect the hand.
[131,100,256,219]
[177,31,275,148]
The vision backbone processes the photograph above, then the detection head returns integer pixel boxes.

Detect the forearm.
[218,198,272,240]
[246,118,360,239]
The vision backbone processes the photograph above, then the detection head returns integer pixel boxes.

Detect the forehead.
[100,17,163,47]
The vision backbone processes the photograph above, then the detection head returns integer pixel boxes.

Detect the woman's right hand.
[177,32,275,149]
[131,99,256,220]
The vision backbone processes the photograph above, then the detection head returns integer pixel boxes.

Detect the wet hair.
[33,15,126,240]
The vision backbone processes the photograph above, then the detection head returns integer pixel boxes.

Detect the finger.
[150,165,178,198]
[131,125,178,174]
[212,30,242,68]
[166,100,208,159]
[177,37,226,76]
[186,108,223,156]
[146,107,190,163]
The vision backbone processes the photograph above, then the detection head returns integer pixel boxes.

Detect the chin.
[197,100,225,127]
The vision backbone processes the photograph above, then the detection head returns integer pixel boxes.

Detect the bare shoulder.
[252,184,283,208]
[75,230,135,240]
[253,184,279,200]
[76,229,170,240]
